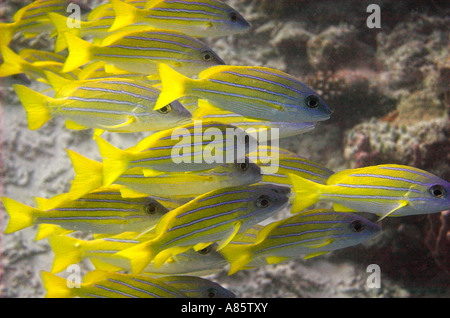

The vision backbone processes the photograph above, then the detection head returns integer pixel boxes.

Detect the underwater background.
[0,0,449,297]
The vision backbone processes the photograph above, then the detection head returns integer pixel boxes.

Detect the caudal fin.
[62,33,93,72]
[287,174,323,213]
[48,235,85,273]
[154,63,191,110]
[109,0,138,32]
[0,45,25,77]
[1,197,37,233]
[95,137,131,187]
[47,12,81,53]
[66,149,104,200]
[0,23,16,47]
[13,84,52,130]
[41,271,73,298]
[220,245,252,275]
[115,241,156,275]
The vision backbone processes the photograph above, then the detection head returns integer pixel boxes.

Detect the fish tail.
[220,245,252,275]
[95,137,130,187]
[35,224,72,241]
[0,45,24,77]
[1,197,37,233]
[48,235,84,273]
[0,22,16,47]
[47,12,81,53]
[41,271,73,298]
[44,71,72,97]
[13,84,52,130]
[115,241,156,275]
[287,174,323,213]
[66,149,104,200]
[62,33,93,72]
[109,0,138,32]
[154,63,191,110]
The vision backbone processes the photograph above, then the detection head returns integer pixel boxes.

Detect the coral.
[343,117,450,173]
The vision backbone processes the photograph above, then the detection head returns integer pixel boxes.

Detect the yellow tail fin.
[220,245,252,275]
[35,224,73,241]
[66,149,104,200]
[41,271,74,298]
[109,0,138,32]
[0,22,16,47]
[1,197,37,233]
[154,63,191,110]
[47,12,81,53]
[0,45,25,77]
[287,173,323,213]
[62,33,93,72]
[43,71,73,98]
[13,84,52,130]
[95,137,131,187]
[115,241,155,275]
[48,235,85,273]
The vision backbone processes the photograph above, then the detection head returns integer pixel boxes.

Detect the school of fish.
[1,0,449,298]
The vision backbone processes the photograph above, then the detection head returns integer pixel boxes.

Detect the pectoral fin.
[98,117,135,129]
[217,222,242,250]
[266,256,290,265]
[377,200,408,221]
[304,251,329,260]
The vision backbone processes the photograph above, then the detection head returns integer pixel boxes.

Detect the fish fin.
[65,120,88,130]
[109,0,138,32]
[103,64,130,74]
[48,235,84,273]
[193,242,214,251]
[0,45,24,77]
[217,222,242,250]
[303,238,333,249]
[377,200,409,221]
[0,23,16,47]
[154,63,191,110]
[43,71,73,97]
[83,270,111,284]
[144,0,165,9]
[141,168,166,177]
[304,251,329,260]
[287,173,323,213]
[33,197,49,210]
[1,197,36,233]
[35,224,73,241]
[89,258,123,272]
[266,256,290,265]
[93,129,105,139]
[95,136,131,186]
[41,271,73,298]
[119,187,150,198]
[77,60,106,80]
[66,149,104,199]
[13,84,52,130]
[153,246,191,268]
[47,12,81,53]
[115,241,155,275]
[332,203,357,212]
[220,245,252,275]
[98,116,135,129]
[62,33,93,72]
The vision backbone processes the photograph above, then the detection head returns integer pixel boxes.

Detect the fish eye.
[256,195,271,208]
[305,95,320,108]
[197,245,212,255]
[350,220,365,233]
[202,50,213,61]
[238,159,249,171]
[157,104,172,114]
[144,202,158,215]
[429,184,446,198]
[229,11,238,22]
[207,288,217,298]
